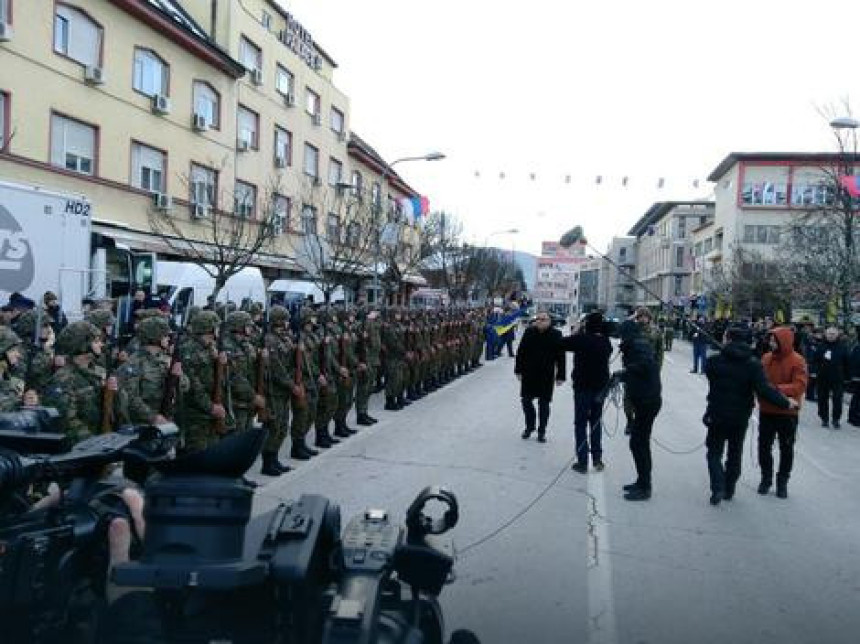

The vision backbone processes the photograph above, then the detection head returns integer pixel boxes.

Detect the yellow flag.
[775,309,785,324]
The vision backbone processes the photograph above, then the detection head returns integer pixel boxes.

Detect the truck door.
[132,252,157,295]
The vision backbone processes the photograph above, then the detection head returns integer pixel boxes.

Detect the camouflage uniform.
[43,321,122,443]
[332,309,358,437]
[0,327,24,411]
[117,317,188,424]
[314,310,341,448]
[223,311,259,433]
[353,308,379,425]
[13,310,55,396]
[176,311,226,452]
[289,308,321,460]
[382,309,407,409]
[261,306,296,474]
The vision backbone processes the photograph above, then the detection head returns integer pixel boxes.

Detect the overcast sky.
[284,0,859,256]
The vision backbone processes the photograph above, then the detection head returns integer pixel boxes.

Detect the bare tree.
[148,167,281,302]
[288,179,380,303]
[710,247,791,319]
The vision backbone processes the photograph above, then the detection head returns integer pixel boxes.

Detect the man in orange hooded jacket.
[757,326,808,499]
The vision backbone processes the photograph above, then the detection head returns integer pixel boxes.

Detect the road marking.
[586,471,618,644]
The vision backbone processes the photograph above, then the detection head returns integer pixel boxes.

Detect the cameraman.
[703,326,797,506]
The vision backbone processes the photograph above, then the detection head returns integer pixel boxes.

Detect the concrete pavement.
[251,340,860,644]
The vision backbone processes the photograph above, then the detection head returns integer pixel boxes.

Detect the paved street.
[251,340,860,644]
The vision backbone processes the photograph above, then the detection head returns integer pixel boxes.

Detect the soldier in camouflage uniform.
[43,321,122,443]
[13,309,56,399]
[223,311,264,433]
[332,308,358,438]
[354,306,379,426]
[261,306,298,475]
[383,307,407,410]
[314,309,341,448]
[116,316,187,426]
[175,311,228,453]
[86,308,117,371]
[289,308,320,460]
[0,327,30,411]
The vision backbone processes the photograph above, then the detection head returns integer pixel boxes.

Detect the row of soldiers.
[0,301,489,477]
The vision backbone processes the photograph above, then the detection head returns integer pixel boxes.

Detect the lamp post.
[829,117,858,329]
[373,152,445,305]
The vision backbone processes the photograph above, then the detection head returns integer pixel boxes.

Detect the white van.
[157,261,266,321]
[267,279,347,306]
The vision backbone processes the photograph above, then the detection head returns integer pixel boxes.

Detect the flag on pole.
[839,175,860,198]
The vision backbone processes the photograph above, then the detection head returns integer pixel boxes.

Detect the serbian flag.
[839,175,860,198]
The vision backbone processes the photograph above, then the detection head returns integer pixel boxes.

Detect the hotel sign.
[281,14,323,71]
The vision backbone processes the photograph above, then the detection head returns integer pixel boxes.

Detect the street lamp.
[373,151,445,304]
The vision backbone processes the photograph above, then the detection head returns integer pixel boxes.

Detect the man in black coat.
[814,326,850,428]
[616,319,662,500]
[703,326,797,506]
[559,312,613,473]
[515,311,565,442]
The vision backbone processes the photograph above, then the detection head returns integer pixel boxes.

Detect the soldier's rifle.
[255,299,270,424]
[24,305,43,394]
[212,313,229,435]
[160,305,188,419]
[318,327,329,396]
[100,315,120,433]
[338,324,352,388]
[293,318,307,410]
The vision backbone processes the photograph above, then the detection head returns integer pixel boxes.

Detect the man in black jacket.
[815,326,850,428]
[515,311,565,442]
[559,312,613,473]
[617,319,662,501]
[703,326,797,506]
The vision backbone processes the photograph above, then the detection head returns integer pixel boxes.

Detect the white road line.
[586,471,618,644]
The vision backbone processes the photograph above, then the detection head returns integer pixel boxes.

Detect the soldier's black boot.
[385,396,399,411]
[357,412,375,426]
[334,421,356,438]
[290,440,311,460]
[757,473,772,495]
[776,475,789,499]
[261,452,284,476]
[315,425,339,448]
[407,388,419,402]
[400,393,411,407]
[301,439,319,457]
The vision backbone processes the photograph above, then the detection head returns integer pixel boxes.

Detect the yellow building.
[0,0,425,302]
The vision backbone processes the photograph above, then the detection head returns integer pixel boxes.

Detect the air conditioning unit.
[284,92,296,107]
[274,155,287,169]
[337,130,347,143]
[0,22,12,42]
[192,113,209,132]
[251,69,263,86]
[191,203,210,219]
[237,203,253,218]
[84,65,105,85]
[151,94,171,115]
[278,29,288,43]
[312,113,322,126]
[237,136,252,152]
[153,193,172,211]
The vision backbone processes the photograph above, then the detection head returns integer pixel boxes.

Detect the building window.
[234,180,256,218]
[192,81,219,129]
[371,181,381,207]
[303,143,319,178]
[133,48,169,97]
[0,92,7,150]
[237,105,259,148]
[305,88,320,116]
[351,170,363,196]
[673,275,683,297]
[131,142,166,194]
[273,194,291,232]
[330,107,344,134]
[677,217,686,239]
[190,163,217,206]
[328,157,342,187]
[261,10,272,30]
[741,182,787,206]
[276,65,294,96]
[346,221,361,246]
[274,127,291,165]
[744,225,781,245]
[54,4,102,67]
[0,0,9,23]
[790,183,833,207]
[50,113,96,175]
[239,36,262,73]
[301,205,317,234]
[327,213,340,241]
[675,246,685,268]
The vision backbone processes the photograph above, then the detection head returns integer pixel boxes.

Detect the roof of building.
[627,201,715,237]
[118,0,245,77]
[706,151,860,182]
[347,133,418,197]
